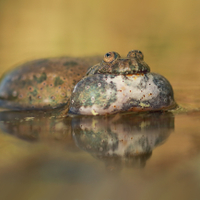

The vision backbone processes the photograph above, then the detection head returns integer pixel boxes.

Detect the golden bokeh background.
[1,0,200,75]
[1,1,200,199]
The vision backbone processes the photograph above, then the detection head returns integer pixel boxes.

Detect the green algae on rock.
[0,56,101,111]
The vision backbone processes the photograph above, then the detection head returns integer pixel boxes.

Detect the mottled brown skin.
[86,50,150,75]
[0,56,102,110]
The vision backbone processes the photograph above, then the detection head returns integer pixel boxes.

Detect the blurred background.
[1,1,200,200]
[1,0,200,74]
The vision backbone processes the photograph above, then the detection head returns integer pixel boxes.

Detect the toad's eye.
[127,50,144,60]
[103,51,120,63]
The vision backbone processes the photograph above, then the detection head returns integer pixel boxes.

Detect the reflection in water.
[0,109,174,170]
[72,112,174,169]
[0,109,71,142]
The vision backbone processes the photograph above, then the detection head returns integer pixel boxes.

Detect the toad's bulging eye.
[103,52,120,63]
[127,50,144,60]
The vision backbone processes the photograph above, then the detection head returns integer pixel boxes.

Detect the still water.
[0,76,200,200]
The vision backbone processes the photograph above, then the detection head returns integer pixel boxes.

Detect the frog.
[0,50,177,115]
[69,50,177,115]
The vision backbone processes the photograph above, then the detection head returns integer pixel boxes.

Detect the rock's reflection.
[0,110,72,142]
[0,110,174,169]
[72,112,174,168]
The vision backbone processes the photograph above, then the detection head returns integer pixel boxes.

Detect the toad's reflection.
[72,112,174,169]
